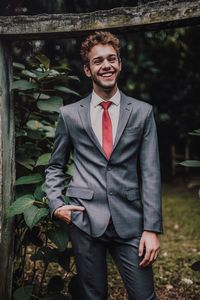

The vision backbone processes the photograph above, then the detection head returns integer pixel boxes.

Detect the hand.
[138,231,160,268]
[54,205,85,224]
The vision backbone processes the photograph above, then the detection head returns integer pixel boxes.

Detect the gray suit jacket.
[45,91,163,238]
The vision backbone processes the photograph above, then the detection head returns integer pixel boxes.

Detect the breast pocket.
[123,126,142,135]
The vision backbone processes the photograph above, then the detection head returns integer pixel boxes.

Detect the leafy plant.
[8,54,80,299]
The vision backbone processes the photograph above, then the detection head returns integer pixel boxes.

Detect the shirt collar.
[91,89,121,108]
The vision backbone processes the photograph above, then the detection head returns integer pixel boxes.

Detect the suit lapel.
[112,91,133,153]
[78,91,133,160]
[78,94,107,158]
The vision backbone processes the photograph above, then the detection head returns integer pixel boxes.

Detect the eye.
[93,59,102,65]
[108,56,117,63]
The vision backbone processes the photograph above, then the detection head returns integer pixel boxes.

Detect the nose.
[102,59,111,69]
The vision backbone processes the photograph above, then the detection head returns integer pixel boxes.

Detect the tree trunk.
[0,40,15,300]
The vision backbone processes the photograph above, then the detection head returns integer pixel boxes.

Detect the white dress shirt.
[90,89,121,146]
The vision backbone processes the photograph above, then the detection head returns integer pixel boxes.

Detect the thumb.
[139,238,145,257]
[69,205,85,211]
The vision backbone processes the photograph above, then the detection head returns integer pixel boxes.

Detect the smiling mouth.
[100,72,115,78]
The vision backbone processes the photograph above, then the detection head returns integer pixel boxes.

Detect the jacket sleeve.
[139,106,163,233]
[45,109,73,217]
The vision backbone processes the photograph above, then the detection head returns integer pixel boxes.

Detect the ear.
[83,64,91,78]
[119,59,122,72]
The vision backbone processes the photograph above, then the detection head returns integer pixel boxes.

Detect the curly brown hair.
[80,31,121,66]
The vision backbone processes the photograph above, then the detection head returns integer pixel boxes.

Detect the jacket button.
[109,191,113,195]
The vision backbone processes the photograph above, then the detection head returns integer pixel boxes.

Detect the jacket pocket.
[66,186,94,200]
[126,188,140,201]
[123,126,141,135]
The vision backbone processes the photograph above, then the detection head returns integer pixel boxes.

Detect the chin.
[100,81,117,89]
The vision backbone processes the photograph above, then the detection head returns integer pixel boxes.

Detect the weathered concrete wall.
[0,0,200,38]
[0,40,15,300]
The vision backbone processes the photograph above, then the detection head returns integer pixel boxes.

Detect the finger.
[68,205,85,211]
[62,213,72,224]
[139,250,151,267]
[57,209,71,221]
[138,239,145,257]
[154,250,159,261]
[148,250,156,265]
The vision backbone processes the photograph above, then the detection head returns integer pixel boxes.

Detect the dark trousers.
[69,222,156,300]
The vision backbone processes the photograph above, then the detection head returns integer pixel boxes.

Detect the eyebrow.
[92,54,117,62]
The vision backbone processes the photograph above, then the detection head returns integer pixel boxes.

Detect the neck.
[93,85,118,101]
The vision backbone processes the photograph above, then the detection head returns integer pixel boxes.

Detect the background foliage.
[8,55,80,299]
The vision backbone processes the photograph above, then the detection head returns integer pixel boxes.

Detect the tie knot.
[100,101,112,110]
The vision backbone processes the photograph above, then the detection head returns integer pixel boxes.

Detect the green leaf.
[37,97,63,113]
[189,129,200,136]
[33,93,50,100]
[48,225,69,251]
[34,185,45,200]
[7,194,35,217]
[15,174,43,185]
[43,126,56,138]
[36,54,50,69]
[41,182,47,193]
[13,285,33,300]
[54,85,80,97]
[13,75,21,80]
[48,69,60,77]
[35,153,51,167]
[53,62,70,71]
[31,247,59,263]
[13,62,25,70]
[16,158,35,170]
[24,206,49,229]
[179,160,200,167]
[16,130,27,137]
[18,92,34,97]
[31,69,51,80]
[22,69,37,78]
[12,80,38,91]
[27,120,43,130]
[26,120,56,137]
[68,75,80,82]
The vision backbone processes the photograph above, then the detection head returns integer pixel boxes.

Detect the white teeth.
[102,73,113,77]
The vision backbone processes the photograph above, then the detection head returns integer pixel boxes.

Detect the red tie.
[100,101,113,159]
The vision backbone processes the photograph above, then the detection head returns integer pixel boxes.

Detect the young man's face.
[84,44,121,93]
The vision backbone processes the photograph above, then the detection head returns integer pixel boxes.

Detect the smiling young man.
[45,31,163,300]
